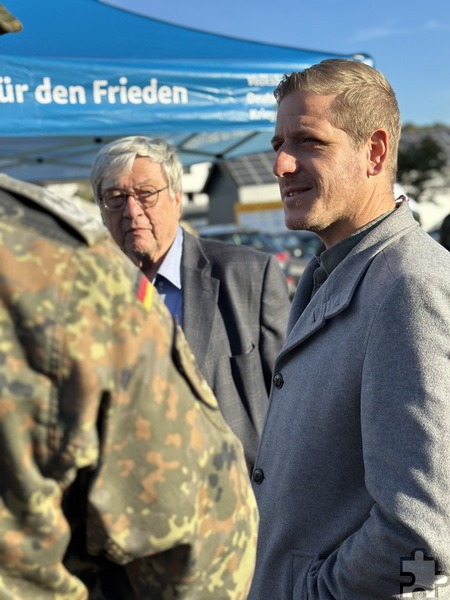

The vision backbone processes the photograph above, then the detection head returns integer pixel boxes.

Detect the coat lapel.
[280,203,419,359]
[286,257,317,335]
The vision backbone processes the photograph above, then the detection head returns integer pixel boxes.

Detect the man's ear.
[95,198,107,224]
[368,130,388,176]
[175,190,183,217]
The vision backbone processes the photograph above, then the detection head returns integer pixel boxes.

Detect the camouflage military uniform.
[0,174,258,599]
[0,3,22,35]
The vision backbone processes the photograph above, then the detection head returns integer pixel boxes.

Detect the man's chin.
[124,245,149,268]
[285,207,321,233]
[285,215,310,232]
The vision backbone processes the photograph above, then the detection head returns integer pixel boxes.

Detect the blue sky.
[104,0,450,127]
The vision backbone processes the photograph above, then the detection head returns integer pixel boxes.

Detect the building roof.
[221,152,277,187]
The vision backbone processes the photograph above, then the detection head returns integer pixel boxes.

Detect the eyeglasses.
[100,185,169,212]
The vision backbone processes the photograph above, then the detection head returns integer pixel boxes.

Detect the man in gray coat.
[248,59,450,599]
[90,136,291,473]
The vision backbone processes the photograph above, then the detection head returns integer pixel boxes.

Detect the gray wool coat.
[180,231,291,472]
[248,202,450,599]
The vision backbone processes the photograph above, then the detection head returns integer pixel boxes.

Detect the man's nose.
[273,149,297,178]
[122,193,143,218]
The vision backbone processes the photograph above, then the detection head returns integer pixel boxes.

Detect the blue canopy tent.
[0,0,372,181]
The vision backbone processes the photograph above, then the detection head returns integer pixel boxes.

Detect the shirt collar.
[317,208,396,276]
[154,226,183,289]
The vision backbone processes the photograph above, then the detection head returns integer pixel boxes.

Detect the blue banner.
[0,54,321,136]
[0,0,372,179]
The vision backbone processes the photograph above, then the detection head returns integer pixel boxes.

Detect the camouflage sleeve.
[0,216,258,599]
[84,274,259,599]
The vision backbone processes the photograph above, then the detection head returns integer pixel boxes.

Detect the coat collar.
[282,202,419,356]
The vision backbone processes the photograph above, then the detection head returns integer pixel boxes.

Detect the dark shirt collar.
[312,208,396,296]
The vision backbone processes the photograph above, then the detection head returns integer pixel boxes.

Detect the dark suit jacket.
[181,231,291,471]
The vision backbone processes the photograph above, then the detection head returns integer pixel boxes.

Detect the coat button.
[273,372,284,388]
[252,468,264,484]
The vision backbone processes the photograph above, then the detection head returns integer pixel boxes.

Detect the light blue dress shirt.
[152,226,184,326]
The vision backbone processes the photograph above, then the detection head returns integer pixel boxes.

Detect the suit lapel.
[181,232,219,370]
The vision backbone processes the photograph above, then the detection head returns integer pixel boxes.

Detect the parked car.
[266,230,323,284]
[428,227,441,242]
[197,224,298,298]
[268,230,323,259]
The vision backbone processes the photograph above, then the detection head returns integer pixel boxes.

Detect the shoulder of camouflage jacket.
[0,173,107,246]
[0,210,258,598]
